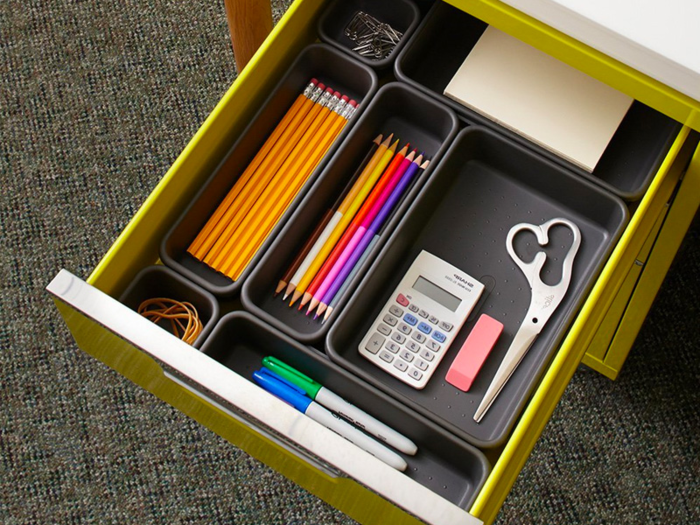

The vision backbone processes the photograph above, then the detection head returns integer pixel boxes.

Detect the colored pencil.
[302,146,412,311]
[224,96,356,280]
[188,79,322,260]
[313,154,423,316]
[208,89,342,273]
[288,137,397,305]
[322,158,429,323]
[275,133,383,296]
[203,86,336,268]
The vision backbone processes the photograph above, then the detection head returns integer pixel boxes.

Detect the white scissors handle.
[474,218,581,423]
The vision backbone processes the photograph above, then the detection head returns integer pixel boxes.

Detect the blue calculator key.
[432,331,447,343]
[403,313,418,326]
[417,322,432,335]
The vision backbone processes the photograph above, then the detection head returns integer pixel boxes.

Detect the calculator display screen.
[413,276,462,312]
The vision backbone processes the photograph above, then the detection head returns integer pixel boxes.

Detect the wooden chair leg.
[223,0,274,71]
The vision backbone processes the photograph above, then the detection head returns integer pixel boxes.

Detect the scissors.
[474,217,581,423]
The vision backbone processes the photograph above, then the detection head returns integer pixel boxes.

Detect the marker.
[253,369,408,471]
[263,356,417,455]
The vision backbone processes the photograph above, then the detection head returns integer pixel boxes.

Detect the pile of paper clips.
[344,11,403,60]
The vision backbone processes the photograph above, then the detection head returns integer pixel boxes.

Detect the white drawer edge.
[48,269,482,525]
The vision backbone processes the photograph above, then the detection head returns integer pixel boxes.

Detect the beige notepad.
[444,26,633,172]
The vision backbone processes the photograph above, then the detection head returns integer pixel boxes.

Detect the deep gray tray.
[200,311,490,509]
[242,82,459,345]
[394,1,681,201]
[160,44,378,297]
[327,127,629,448]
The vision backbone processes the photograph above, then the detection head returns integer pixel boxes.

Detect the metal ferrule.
[341,103,357,120]
[303,81,317,98]
[332,98,348,116]
[318,89,336,109]
[308,85,324,103]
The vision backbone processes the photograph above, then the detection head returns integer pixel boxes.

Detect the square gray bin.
[327,126,629,448]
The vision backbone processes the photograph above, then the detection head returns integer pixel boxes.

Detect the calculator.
[359,251,485,389]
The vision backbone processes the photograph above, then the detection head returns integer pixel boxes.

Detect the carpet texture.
[1,1,698,523]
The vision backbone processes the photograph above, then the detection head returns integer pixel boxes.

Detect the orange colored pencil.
[202,87,335,267]
[188,79,321,260]
[209,90,342,273]
[226,100,357,279]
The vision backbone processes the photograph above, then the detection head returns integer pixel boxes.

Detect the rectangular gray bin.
[242,82,459,344]
[200,311,490,509]
[394,1,682,201]
[160,44,378,297]
[327,126,629,448]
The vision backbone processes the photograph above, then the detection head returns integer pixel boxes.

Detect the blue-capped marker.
[262,356,417,455]
[253,369,407,471]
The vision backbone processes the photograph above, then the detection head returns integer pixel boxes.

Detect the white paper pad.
[444,26,634,172]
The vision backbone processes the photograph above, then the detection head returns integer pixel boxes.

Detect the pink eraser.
[445,314,503,392]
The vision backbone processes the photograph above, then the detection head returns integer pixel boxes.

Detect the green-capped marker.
[262,356,322,398]
[260,356,417,455]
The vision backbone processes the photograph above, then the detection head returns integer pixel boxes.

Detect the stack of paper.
[444,26,633,172]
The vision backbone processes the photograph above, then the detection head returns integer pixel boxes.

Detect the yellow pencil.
[209,89,342,272]
[202,87,335,267]
[284,133,393,299]
[289,138,399,306]
[188,79,321,260]
[225,99,357,279]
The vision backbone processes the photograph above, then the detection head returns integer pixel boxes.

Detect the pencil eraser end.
[325,87,334,93]
[446,314,503,392]
[317,83,326,91]
[349,99,358,107]
[310,78,318,85]
[341,95,349,102]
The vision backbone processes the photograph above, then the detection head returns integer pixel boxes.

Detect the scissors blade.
[473,322,539,423]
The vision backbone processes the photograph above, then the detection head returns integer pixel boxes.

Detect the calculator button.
[396,294,409,307]
[399,349,414,362]
[383,314,397,327]
[432,331,447,343]
[419,348,435,361]
[365,333,385,354]
[393,360,408,372]
[415,359,429,371]
[406,340,421,353]
[428,315,439,325]
[389,305,404,318]
[385,341,401,354]
[418,309,429,318]
[408,368,423,381]
[417,322,432,335]
[391,332,406,345]
[439,320,453,332]
[379,350,394,363]
[376,323,391,336]
[408,304,419,313]
[411,332,427,344]
[426,339,441,352]
[403,314,418,326]
[397,323,412,336]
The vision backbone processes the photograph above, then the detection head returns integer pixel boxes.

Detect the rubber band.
[137,297,203,345]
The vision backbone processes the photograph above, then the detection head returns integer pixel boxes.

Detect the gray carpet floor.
[2,1,698,523]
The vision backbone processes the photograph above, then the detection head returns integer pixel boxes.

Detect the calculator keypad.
[363,294,455,388]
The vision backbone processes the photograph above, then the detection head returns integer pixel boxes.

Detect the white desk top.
[500,0,700,101]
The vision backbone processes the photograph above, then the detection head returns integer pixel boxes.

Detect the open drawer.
[48,0,700,523]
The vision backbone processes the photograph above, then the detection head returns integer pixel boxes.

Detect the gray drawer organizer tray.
[394,1,682,201]
[200,311,490,510]
[242,82,459,345]
[327,127,629,448]
[160,44,378,297]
